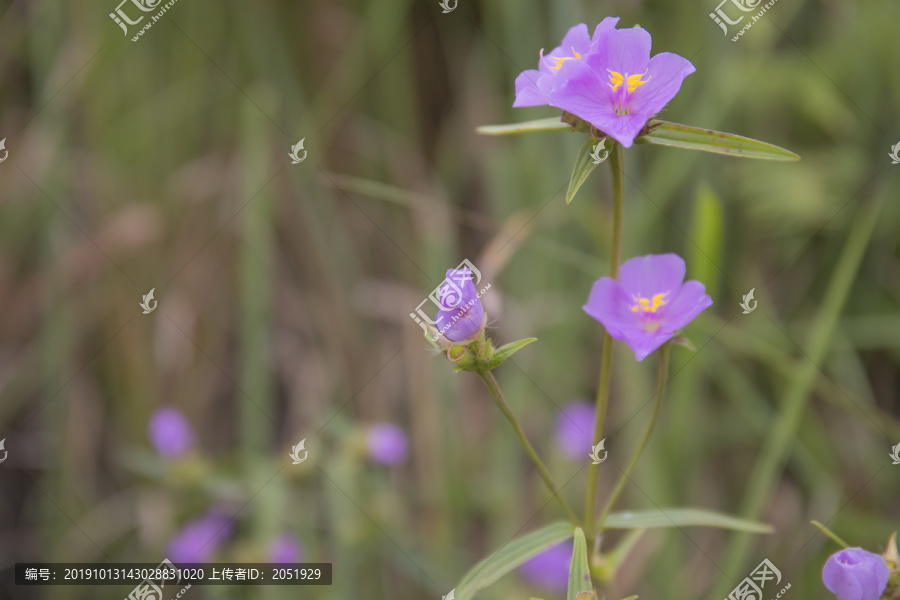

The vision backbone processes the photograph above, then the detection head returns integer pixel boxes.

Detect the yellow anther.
[607,69,650,93]
[548,47,582,71]
[630,292,669,313]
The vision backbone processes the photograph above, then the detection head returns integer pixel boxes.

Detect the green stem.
[596,343,670,530]
[477,370,579,524]
[584,142,625,543]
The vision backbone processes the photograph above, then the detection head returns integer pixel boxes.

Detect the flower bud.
[822,547,890,600]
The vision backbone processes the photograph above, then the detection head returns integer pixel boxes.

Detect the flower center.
[630,292,669,314]
[607,69,651,115]
[547,47,582,71]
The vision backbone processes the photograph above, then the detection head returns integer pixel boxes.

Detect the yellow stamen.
[548,47,582,71]
[607,69,651,92]
[630,292,669,313]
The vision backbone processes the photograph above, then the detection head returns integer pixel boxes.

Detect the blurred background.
[0,0,898,598]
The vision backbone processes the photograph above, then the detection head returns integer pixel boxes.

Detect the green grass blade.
[455,521,574,600]
[601,508,773,533]
[477,118,574,135]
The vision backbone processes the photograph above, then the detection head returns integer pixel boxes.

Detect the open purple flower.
[514,19,620,108]
[148,406,194,459]
[366,423,408,465]
[823,548,890,600]
[168,513,232,563]
[434,267,485,343]
[514,20,695,148]
[555,401,596,461]
[584,254,712,361]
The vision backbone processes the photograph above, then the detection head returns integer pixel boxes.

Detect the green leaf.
[476,118,574,136]
[568,528,595,600]
[602,508,773,533]
[567,138,605,204]
[455,521,573,600]
[487,337,537,370]
[636,120,800,161]
[621,596,639,600]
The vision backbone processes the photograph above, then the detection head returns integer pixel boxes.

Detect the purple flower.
[514,20,695,148]
[168,513,232,563]
[822,548,890,600]
[148,406,194,459]
[518,541,572,591]
[268,534,304,564]
[514,19,620,108]
[555,401,596,461]
[434,267,485,343]
[583,254,712,361]
[366,424,408,465]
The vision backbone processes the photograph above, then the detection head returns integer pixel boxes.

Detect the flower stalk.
[477,370,579,524]
[596,342,670,530]
[583,142,625,543]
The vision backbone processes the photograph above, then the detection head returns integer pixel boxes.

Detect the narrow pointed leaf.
[455,521,573,600]
[601,508,773,533]
[568,528,594,600]
[477,118,574,136]
[636,120,800,161]
[488,337,537,370]
[567,138,603,204]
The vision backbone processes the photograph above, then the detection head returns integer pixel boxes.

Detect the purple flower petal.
[148,406,194,459]
[367,424,409,465]
[822,548,890,600]
[583,254,712,361]
[513,69,548,107]
[618,253,686,300]
[627,52,696,118]
[434,267,485,342]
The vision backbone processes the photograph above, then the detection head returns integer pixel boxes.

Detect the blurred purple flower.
[268,533,304,564]
[555,401,596,461]
[822,548,890,600]
[366,424,408,465]
[584,253,712,361]
[514,19,620,107]
[514,20,695,148]
[148,406,194,459]
[168,513,232,564]
[518,541,572,591]
[434,267,485,343]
